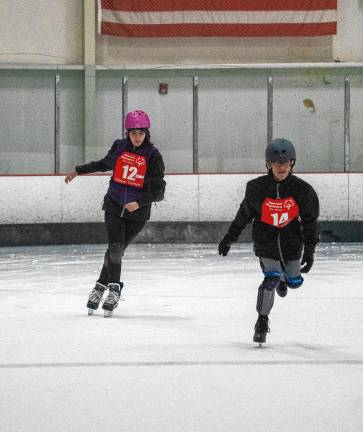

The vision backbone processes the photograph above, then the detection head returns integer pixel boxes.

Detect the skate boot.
[102,282,124,317]
[87,282,107,315]
[253,314,270,347]
[276,280,287,298]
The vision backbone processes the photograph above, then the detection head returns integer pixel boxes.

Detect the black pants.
[97,211,145,285]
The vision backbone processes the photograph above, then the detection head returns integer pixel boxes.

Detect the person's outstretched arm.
[64,142,116,183]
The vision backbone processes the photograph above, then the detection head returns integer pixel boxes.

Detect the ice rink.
[0,242,362,432]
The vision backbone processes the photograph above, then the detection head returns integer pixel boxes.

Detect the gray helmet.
[265,138,296,164]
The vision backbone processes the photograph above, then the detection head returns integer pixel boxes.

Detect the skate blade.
[104,310,113,318]
[88,308,95,316]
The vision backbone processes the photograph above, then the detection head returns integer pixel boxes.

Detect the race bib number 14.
[261,197,299,228]
[113,152,147,188]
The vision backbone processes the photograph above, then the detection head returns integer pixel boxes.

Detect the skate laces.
[105,288,125,305]
[105,292,125,304]
[105,291,118,306]
[89,286,105,304]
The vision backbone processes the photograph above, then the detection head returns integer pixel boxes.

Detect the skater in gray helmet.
[218,138,319,346]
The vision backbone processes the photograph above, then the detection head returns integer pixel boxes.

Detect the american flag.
[99,0,337,38]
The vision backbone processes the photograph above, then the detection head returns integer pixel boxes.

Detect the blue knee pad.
[285,275,304,288]
[262,272,281,291]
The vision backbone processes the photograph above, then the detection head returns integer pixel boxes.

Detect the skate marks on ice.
[234,341,363,360]
[1,358,363,369]
[1,244,363,432]
[1,243,363,357]
[85,313,193,322]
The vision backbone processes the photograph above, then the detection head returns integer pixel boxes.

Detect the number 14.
[271,212,288,226]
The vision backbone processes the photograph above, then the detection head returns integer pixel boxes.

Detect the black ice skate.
[102,282,124,317]
[253,315,270,347]
[276,281,288,298]
[87,282,107,315]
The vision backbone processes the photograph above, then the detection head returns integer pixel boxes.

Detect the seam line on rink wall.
[1,360,363,369]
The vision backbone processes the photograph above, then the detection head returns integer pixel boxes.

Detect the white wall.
[99,1,363,64]
[333,0,363,62]
[2,1,363,65]
[0,0,82,64]
[0,174,362,224]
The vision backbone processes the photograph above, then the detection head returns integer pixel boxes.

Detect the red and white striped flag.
[99,1,337,38]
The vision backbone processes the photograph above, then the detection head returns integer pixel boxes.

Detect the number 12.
[122,165,137,180]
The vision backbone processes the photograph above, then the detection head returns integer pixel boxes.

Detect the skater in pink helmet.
[65,110,166,317]
[218,139,319,345]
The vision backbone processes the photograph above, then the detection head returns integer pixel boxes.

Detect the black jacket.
[225,173,320,261]
[75,138,166,221]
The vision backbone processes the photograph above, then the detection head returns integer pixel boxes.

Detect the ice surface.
[0,243,362,432]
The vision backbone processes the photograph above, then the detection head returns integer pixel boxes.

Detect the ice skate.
[276,280,287,298]
[253,315,270,347]
[86,282,107,315]
[102,282,123,317]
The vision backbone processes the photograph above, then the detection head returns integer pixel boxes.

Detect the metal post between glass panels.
[193,76,199,174]
[267,75,273,147]
[54,74,60,174]
[122,76,128,139]
[344,76,351,173]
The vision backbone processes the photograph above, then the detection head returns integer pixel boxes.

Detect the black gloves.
[301,246,315,273]
[218,236,232,257]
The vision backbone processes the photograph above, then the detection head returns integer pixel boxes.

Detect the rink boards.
[1,173,362,224]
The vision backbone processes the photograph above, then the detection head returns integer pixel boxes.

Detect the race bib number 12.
[261,197,299,228]
[113,152,147,188]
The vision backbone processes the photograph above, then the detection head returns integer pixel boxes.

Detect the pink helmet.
[124,110,151,130]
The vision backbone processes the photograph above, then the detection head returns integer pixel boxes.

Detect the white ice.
[0,243,362,432]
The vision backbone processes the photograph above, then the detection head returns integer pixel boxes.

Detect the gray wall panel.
[94,72,124,162]
[128,77,193,173]
[59,71,84,172]
[198,74,267,173]
[350,75,363,172]
[273,73,345,172]
[0,71,55,174]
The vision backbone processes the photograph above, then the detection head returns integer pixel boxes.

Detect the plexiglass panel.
[350,75,363,172]
[94,71,124,162]
[1,68,362,175]
[59,71,84,172]
[0,70,55,174]
[127,77,193,174]
[198,74,267,173]
[273,73,345,172]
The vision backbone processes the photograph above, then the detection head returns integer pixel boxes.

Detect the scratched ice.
[0,243,362,432]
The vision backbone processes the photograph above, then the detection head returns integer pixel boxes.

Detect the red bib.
[261,197,299,228]
[113,152,147,188]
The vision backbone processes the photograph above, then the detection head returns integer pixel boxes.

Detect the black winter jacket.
[225,172,320,261]
[75,138,166,221]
